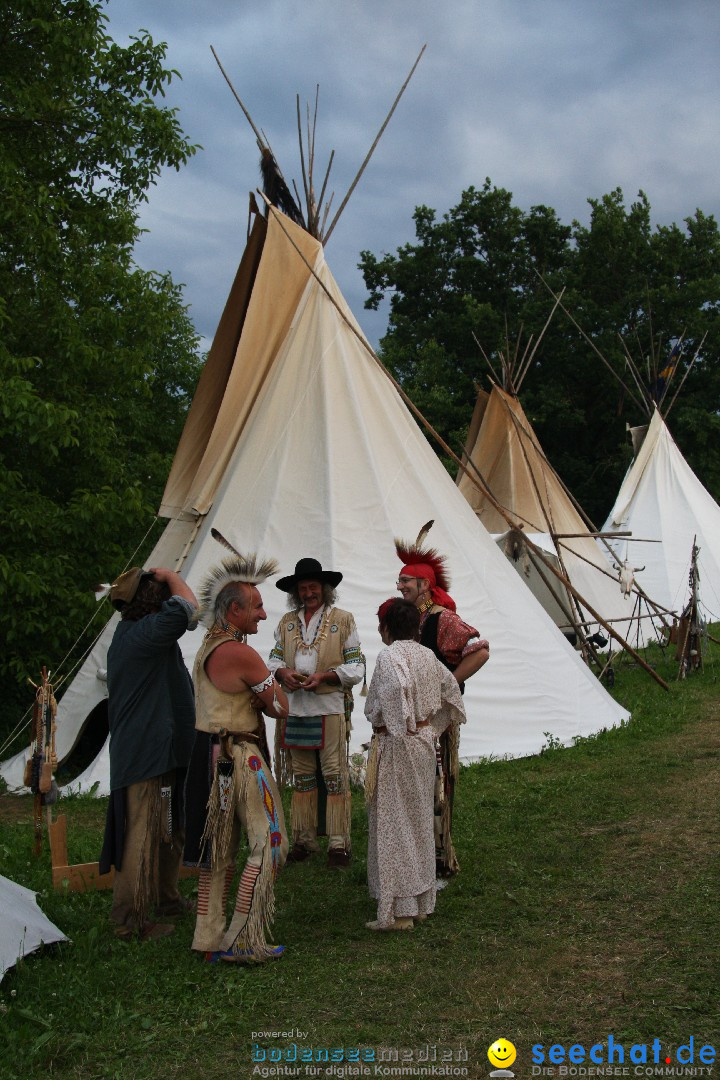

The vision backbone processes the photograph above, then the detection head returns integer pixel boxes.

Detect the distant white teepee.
[533,282,716,632]
[603,406,720,617]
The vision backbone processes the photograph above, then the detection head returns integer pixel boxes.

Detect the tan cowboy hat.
[109,567,154,610]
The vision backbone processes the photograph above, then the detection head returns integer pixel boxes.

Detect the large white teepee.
[602,406,720,617]
[0,207,628,795]
[456,385,643,640]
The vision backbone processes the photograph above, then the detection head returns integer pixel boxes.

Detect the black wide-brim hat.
[276,557,343,593]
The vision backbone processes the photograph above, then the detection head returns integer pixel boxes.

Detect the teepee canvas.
[602,406,720,617]
[0,874,68,981]
[456,384,657,646]
[0,205,629,795]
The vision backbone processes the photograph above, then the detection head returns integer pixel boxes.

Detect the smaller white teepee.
[534,285,716,627]
[603,406,720,618]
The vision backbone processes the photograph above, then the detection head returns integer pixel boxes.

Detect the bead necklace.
[209,620,247,644]
[293,605,331,654]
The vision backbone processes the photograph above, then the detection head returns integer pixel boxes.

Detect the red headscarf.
[399,563,456,612]
[395,528,456,612]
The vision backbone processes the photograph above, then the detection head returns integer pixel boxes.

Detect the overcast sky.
[105,0,720,350]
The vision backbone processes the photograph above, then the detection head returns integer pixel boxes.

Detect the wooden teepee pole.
[521,539,669,690]
[664,333,707,420]
[323,45,426,243]
[536,272,648,416]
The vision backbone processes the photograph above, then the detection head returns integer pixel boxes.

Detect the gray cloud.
[105,0,720,346]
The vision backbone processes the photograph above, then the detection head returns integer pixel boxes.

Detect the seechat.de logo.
[489,1038,517,1077]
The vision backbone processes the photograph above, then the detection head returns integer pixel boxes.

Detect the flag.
[653,343,681,401]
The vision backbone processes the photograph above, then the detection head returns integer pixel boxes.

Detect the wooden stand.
[48,812,197,892]
[48,813,114,892]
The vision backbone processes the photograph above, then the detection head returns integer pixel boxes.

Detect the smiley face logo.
[488,1039,517,1069]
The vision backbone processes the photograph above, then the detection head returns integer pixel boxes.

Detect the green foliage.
[0,1,202,741]
[360,181,720,524]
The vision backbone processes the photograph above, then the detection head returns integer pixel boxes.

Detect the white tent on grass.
[536,286,719,624]
[0,204,630,795]
[0,874,67,982]
[602,406,720,618]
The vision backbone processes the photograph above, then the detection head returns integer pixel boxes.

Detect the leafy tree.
[557,190,720,514]
[361,180,572,466]
[360,182,720,523]
[0,0,202,743]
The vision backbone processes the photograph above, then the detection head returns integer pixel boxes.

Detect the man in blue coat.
[100,566,198,940]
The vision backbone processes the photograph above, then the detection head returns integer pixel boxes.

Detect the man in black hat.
[99,566,198,940]
[269,558,364,867]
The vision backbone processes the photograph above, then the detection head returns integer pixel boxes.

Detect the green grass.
[1,638,719,1079]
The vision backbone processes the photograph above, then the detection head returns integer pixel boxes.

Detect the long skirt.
[367,729,437,927]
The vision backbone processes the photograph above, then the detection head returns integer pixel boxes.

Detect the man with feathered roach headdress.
[395,523,490,876]
[268,557,365,868]
[183,536,289,964]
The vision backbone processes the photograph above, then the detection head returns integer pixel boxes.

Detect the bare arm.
[452,645,489,686]
[251,680,288,720]
[206,642,288,718]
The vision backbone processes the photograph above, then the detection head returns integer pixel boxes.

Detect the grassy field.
[1,639,719,1080]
